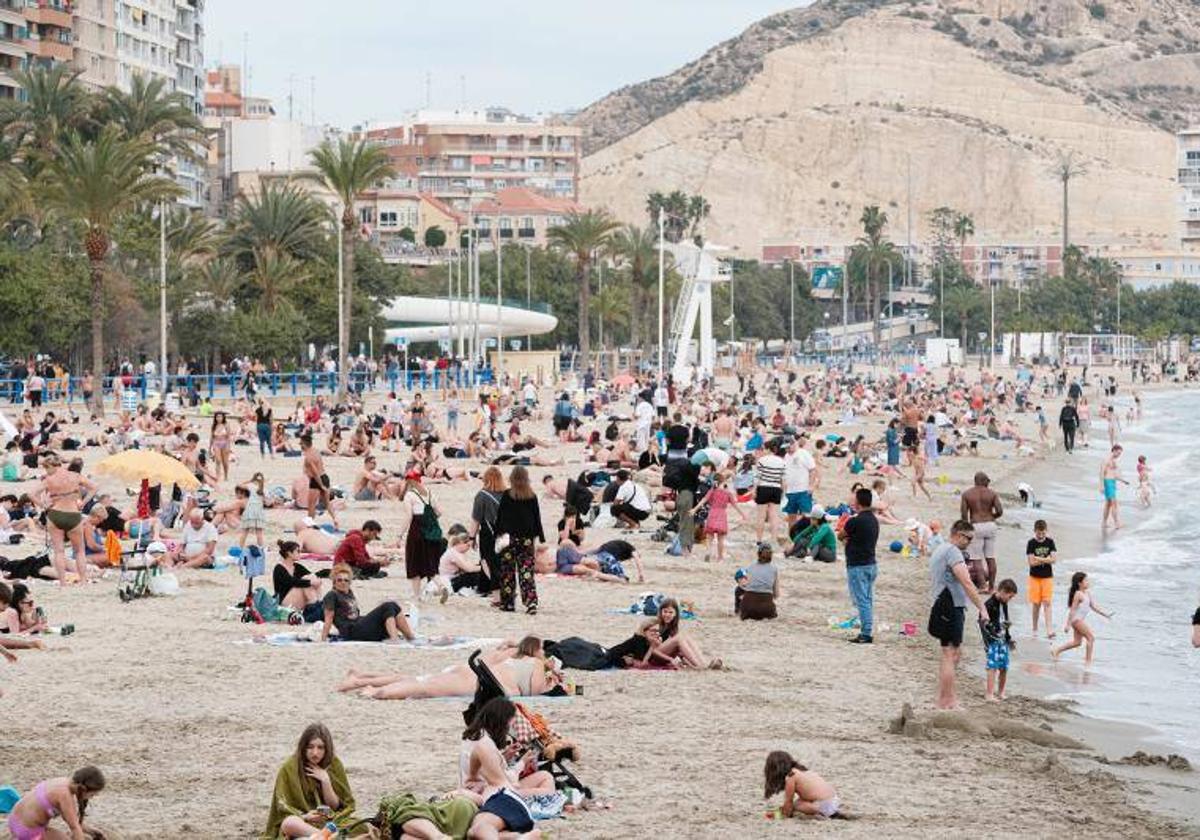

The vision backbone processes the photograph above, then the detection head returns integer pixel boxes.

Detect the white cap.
[903,518,922,532]
[146,541,168,555]
[809,504,825,518]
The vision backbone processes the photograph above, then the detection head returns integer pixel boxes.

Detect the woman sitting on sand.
[263,723,356,839]
[320,564,415,643]
[338,636,563,700]
[639,598,722,670]
[7,766,106,840]
[461,698,553,839]
[273,541,324,622]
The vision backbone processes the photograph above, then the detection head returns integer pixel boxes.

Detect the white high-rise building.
[172,0,205,207]
[1178,127,1200,251]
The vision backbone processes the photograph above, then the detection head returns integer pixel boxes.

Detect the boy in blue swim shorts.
[981,578,1017,701]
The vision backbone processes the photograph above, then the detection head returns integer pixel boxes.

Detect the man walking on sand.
[300,434,339,529]
[1058,398,1079,453]
[960,471,1003,594]
[928,520,989,710]
[1100,444,1125,531]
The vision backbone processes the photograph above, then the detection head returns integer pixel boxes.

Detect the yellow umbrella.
[95,450,201,491]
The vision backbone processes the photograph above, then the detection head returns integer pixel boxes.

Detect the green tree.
[548,209,620,361]
[942,283,984,350]
[610,224,659,353]
[224,180,326,264]
[953,212,975,256]
[424,225,446,248]
[848,205,900,346]
[43,126,180,414]
[308,137,396,397]
[102,74,205,161]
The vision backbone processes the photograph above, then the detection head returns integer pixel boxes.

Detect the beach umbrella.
[95,450,200,491]
[611,372,636,387]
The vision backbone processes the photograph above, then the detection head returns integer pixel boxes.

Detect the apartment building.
[959,243,1063,285]
[1178,127,1200,251]
[0,0,74,100]
[472,187,581,248]
[355,180,465,260]
[360,108,582,211]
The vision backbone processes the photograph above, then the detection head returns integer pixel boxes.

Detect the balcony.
[25,35,71,61]
[24,1,72,29]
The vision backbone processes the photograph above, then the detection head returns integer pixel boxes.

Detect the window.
[521,216,534,230]
[380,211,398,228]
[359,207,374,225]
[498,217,512,230]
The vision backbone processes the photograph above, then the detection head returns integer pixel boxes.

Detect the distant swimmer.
[1136,455,1154,508]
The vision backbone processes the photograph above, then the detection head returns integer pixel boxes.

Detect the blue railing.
[0,367,495,406]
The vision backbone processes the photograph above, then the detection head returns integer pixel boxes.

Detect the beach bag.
[420,503,444,543]
[104,530,123,567]
[927,587,957,641]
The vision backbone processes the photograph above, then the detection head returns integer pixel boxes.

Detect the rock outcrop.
[577,1,1200,254]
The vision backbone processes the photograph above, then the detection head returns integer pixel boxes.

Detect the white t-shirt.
[386,398,405,423]
[695,448,731,471]
[784,448,816,494]
[635,401,654,427]
[182,520,218,557]
[523,383,537,403]
[653,386,668,408]
[439,547,466,578]
[615,481,651,512]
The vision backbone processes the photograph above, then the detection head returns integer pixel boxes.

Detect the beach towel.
[237,633,501,650]
[262,754,356,840]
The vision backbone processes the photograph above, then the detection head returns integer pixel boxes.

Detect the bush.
[424,225,447,248]
[398,226,416,243]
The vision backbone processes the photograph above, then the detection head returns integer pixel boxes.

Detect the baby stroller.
[462,650,592,799]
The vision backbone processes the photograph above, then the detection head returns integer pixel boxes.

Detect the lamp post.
[496,225,503,380]
[525,244,532,353]
[788,259,795,348]
[989,278,996,370]
[657,207,665,378]
[336,202,345,396]
[159,200,167,396]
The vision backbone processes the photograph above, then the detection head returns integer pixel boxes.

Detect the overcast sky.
[205,1,806,129]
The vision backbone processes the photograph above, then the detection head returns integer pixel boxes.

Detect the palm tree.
[103,74,205,160]
[224,180,326,264]
[7,65,88,173]
[610,224,658,353]
[953,212,975,258]
[308,137,395,397]
[943,284,982,351]
[182,257,244,372]
[248,248,306,316]
[851,206,898,346]
[548,210,621,362]
[1051,151,1087,253]
[687,194,711,244]
[42,126,180,416]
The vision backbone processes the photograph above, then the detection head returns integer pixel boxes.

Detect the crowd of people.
[2,352,1191,837]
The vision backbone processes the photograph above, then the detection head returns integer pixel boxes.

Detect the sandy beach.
[3,371,1198,840]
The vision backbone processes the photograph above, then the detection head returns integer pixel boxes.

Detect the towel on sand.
[238,632,501,650]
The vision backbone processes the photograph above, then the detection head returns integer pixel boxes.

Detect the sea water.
[1026,387,1200,761]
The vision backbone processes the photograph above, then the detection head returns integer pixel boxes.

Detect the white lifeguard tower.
[667,241,732,382]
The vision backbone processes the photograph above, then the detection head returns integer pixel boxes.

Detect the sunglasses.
[334,577,351,584]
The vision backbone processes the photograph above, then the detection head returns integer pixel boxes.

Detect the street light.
[788,259,795,348]
[159,200,167,396]
[989,278,997,370]
[657,207,665,378]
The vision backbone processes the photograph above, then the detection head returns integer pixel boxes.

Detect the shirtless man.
[353,455,401,501]
[294,517,340,555]
[1100,444,1125,531]
[900,396,923,464]
[960,471,1003,594]
[300,434,339,528]
[37,454,97,584]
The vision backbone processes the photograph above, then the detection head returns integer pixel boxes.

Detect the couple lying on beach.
[266,712,552,839]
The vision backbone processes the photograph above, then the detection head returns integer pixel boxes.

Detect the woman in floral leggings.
[493,466,545,615]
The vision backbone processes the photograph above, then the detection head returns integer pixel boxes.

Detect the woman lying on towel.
[263,723,357,839]
[336,635,564,700]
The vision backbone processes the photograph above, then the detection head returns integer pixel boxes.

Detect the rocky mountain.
[577,0,1200,256]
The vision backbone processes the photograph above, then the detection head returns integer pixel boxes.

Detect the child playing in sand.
[763,750,847,819]
[434,532,485,599]
[1053,572,1113,666]
[982,578,1017,701]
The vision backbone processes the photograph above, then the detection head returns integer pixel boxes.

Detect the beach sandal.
[708,658,724,670]
[526,605,538,616]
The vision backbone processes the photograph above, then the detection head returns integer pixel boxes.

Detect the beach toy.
[901,621,917,636]
[0,785,20,814]
[765,806,784,820]
[901,545,913,558]
[226,545,244,559]
[734,567,748,581]
[828,616,860,630]
[889,540,904,553]
[937,474,948,485]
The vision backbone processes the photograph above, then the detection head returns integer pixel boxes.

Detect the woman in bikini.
[339,636,562,700]
[37,454,96,584]
[7,766,105,840]
[210,411,232,481]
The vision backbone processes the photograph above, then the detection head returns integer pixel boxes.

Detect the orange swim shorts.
[1027,576,1053,604]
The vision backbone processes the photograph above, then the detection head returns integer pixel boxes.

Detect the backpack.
[419,500,444,543]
